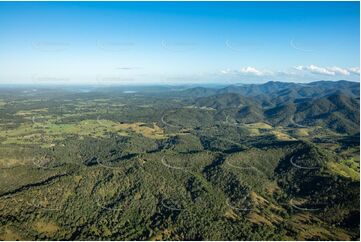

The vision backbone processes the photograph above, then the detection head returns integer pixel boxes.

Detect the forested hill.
[187,81,360,135]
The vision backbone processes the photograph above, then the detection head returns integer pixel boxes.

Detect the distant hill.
[194,93,254,109]
[187,80,360,135]
[294,93,360,134]
[180,80,359,103]
[218,81,299,96]
[178,86,218,97]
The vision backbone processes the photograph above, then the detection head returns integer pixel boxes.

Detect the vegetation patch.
[118,122,166,139]
[34,221,59,235]
[327,158,360,181]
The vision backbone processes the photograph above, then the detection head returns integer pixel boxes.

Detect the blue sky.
[0,1,359,84]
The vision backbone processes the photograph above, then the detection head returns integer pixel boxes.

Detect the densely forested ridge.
[190,81,360,135]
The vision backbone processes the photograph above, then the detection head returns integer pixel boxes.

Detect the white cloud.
[220,67,269,76]
[295,65,356,76]
[220,69,231,74]
[239,66,265,76]
[348,67,360,75]
[327,66,350,75]
[220,65,358,82]
[295,65,335,76]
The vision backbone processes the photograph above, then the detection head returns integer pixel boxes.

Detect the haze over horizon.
[0,1,359,85]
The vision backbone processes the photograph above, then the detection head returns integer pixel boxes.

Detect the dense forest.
[0,80,359,240]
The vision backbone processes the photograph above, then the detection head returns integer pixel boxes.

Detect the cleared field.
[244,122,273,129]
[271,130,296,141]
[0,100,6,107]
[0,118,169,146]
[117,122,166,139]
[328,158,360,181]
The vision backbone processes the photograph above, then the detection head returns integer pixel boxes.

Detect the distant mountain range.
[183,80,360,135]
[182,80,359,99]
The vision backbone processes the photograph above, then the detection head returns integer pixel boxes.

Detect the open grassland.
[117,122,166,139]
[328,158,360,181]
[0,113,167,147]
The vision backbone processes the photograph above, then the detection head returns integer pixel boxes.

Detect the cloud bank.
[218,65,359,83]
[295,65,359,76]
